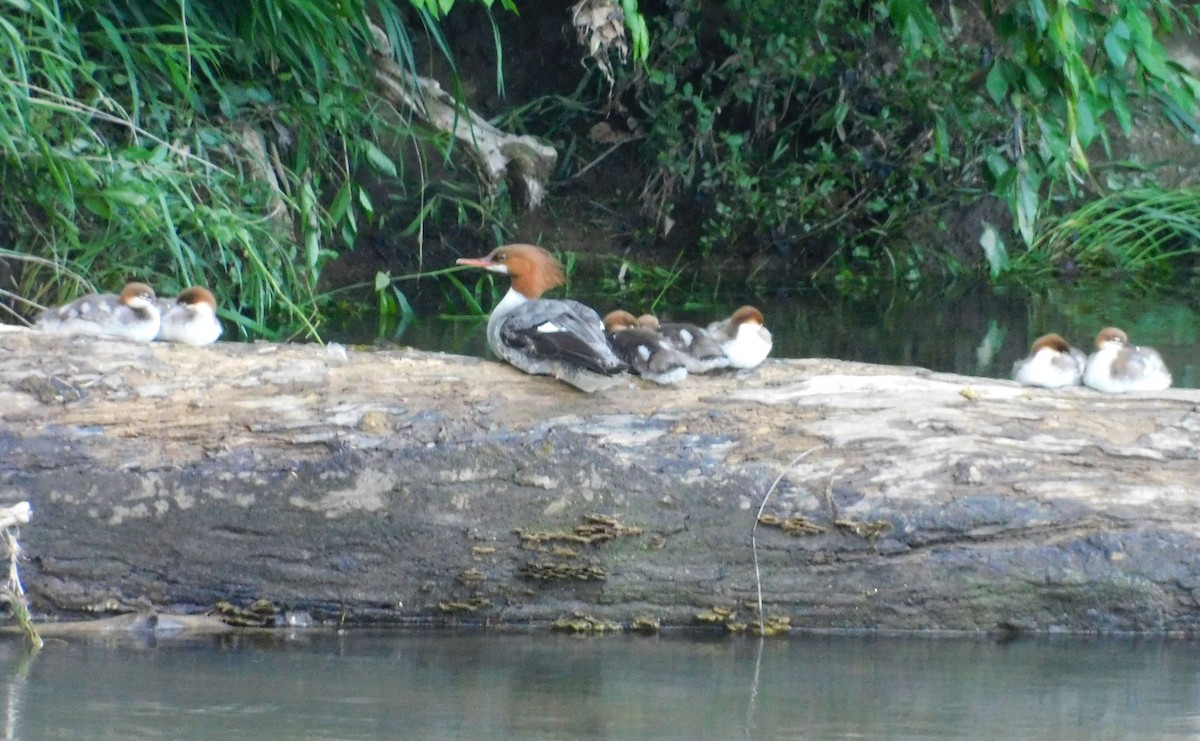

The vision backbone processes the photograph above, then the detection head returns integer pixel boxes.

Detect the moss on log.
[2,325,1199,634]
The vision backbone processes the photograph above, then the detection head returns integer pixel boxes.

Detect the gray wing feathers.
[499,299,627,374]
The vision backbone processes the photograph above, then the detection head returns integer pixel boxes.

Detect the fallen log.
[2,325,1199,634]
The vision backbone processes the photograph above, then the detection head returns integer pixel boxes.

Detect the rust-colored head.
[1030,333,1071,354]
[456,243,565,299]
[636,314,660,330]
[603,309,640,332]
[119,282,156,306]
[177,286,217,310]
[730,305,764,328]
[1094,326,1128,350]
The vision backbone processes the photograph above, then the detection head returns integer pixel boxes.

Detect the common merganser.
[603,310,688,386]
[1012,333,1086,388]
[34,282,161,342]
[1082,326,1172,392]
[638,314,731,374]
[156,286,223,346]
[706,305,772,369]
[455,244,628,391]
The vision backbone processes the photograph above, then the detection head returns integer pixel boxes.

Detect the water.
[5,631,1200,739]
[340,279,1200,388]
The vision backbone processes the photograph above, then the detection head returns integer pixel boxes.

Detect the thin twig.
[751,444,827,634]
[569,136,643,181]
[823,469,839,521]
[0,297,33,326]
[0,250,95,296]
[179,0,192,91]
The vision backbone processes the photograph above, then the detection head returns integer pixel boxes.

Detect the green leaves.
[1103,19,1131,69]
[409,0,456,17]
[1037,188,1200,273]
[622,0,651,63]
[362,141,398,177]
[979,0,1200,256]
[886,0,941,54]
[373,271,414,321]
[985,62,1011,105]
[1014,159,1041,249]
[979,222,1009,279]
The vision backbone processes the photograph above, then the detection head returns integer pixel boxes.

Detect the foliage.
[981,0,1200,248]
[631,0,987,278]
[624,0,1200,281]
[1034,187,1200,273]
[621,0,651,63]
[0,0,506,337]
[5,0,1196,336]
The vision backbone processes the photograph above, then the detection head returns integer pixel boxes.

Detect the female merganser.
[1082,326,1172,392]
[156,286,223,346]
[603,310,688,386]
[706,305,772,369]
[455,244,628,391]
[638,314,731,374]
[1012,333,1086,388]
[34,282,161,342]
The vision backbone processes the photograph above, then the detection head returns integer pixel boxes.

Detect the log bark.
[2,325,1200,634]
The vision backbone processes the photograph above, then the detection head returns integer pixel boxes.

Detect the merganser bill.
[638,314,731,374]
[1012,333,1086,388]
[1082,326,1172,393]
[455,244,628,391]
[706,305,772,369]
[156,286,223,346]
[603,310,688,386]
[34,282,161,342]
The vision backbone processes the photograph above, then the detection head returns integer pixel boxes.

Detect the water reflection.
[4,632,1200,739]
[339,279,1200,388]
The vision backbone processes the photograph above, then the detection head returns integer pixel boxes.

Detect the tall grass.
[0,0,486,337]
[1032,188,1200,273]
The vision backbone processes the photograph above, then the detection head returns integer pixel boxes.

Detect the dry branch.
[369,25,557,210]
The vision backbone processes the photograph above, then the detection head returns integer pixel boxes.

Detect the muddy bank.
[2,326,1199,634]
